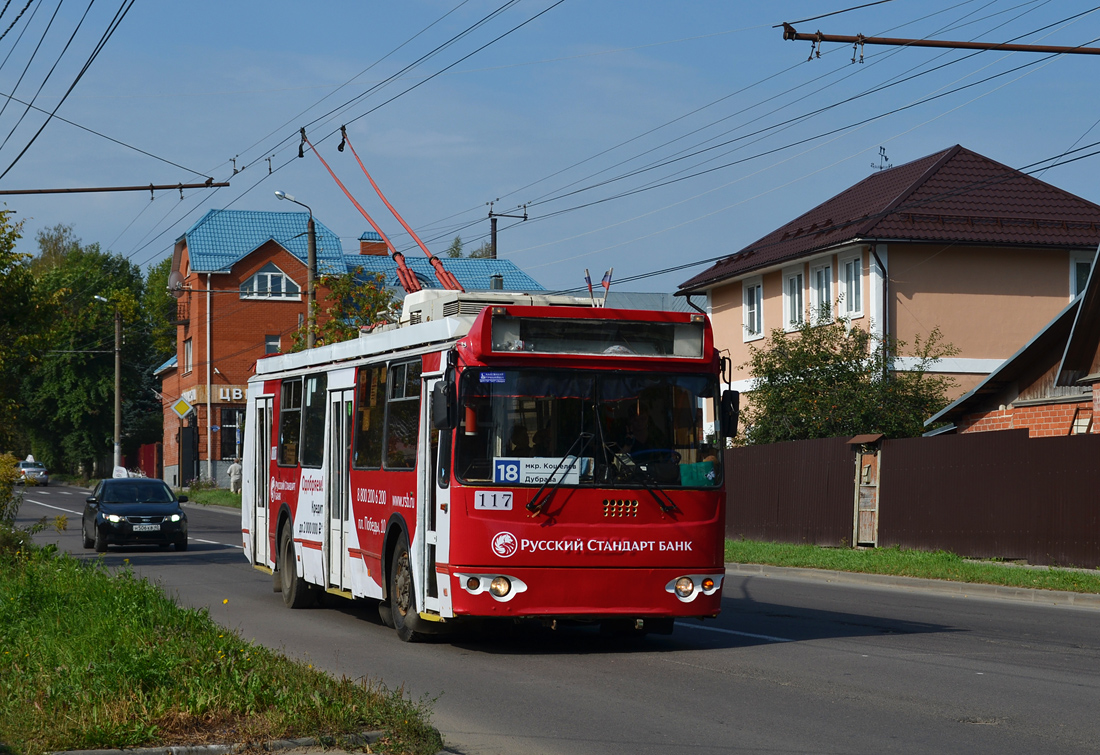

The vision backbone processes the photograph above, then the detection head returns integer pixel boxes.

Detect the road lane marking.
[677,623,793,643]
[192,537,243,549]
[25,499,81,515]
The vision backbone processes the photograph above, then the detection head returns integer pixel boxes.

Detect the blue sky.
[3,0,1100,293]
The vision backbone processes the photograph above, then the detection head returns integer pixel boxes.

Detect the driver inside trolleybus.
[454,369,721,488]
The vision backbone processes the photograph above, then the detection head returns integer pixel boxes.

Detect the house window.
[743,277,763,341]
[783,269,804,330]
[219,406,244,460]
[265,335,280,355]
[240,262,301,300]
[183,339,193,374]
[810,262,832,323]
[840,254,863,317]
[1072,251,1094,298]
[1071,408,1092,435]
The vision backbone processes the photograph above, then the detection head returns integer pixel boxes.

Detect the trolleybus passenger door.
[420,374,446,614]
[327,389,354,590]
[253,397,272,566]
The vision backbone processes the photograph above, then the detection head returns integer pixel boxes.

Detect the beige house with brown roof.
[678,145,1100,400]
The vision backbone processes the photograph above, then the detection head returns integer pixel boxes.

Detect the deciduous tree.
[741,314,957,444]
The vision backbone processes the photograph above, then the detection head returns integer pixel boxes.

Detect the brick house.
[677,145,1100,402]
[158,209,544,487]
[928,253,1100,436]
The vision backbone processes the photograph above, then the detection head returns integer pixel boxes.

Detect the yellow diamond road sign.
[171,397,194,419]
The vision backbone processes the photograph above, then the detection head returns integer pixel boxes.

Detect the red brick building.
[157,209,544,487]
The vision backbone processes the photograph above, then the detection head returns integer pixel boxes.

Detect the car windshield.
[454,368,721,488]
[102,482,175,504]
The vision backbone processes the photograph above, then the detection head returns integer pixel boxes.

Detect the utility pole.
[488,202,528,259]
[275,190,317,348]
[113,306,121,470]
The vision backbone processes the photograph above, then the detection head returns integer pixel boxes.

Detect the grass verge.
[0,541,441,755]
[182,488,242,508]
[726,538,1100,594]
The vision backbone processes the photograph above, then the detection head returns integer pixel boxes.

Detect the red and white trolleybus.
[241,290,737,641]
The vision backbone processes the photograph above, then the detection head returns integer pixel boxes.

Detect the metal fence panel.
[724,436,853,545]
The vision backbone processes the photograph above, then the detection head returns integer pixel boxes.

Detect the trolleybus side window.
[385,360,422,469]
[353,365,385,469]
[278,378,303,466]
[300,374,327,468]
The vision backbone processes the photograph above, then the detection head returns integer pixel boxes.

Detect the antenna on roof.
[872,146,892,171]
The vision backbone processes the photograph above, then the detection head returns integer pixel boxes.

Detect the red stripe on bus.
[295,539,323,551]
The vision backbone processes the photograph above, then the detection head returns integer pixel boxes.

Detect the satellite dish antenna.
[167,270,185,299]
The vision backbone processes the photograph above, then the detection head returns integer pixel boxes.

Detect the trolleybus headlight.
[674,577,695,598]
[701,577,715,591]
[489,576,512,597]
[466,576,480,591]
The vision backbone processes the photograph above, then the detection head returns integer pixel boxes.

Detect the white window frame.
[839,252,863,318]
[183,338,193,375]
[265,334,281,355]
[1071,250,1095,299]
[782,267,804,331]
[742,276,763,342]
[240,262,302,300]
[809,261,833,324]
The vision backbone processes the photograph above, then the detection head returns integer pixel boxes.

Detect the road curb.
[49,730,459,755]
[725,562,1100,610]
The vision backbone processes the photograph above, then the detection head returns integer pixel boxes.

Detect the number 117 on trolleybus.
[241,290,738,641]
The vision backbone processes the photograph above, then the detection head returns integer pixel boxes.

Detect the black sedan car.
[82,478,188,552]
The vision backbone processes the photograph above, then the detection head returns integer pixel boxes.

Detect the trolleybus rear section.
[241,290,737,641]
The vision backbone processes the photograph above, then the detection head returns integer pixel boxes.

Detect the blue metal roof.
[153,354,177,375]
[344,255,545,292]
[182,210,346,274]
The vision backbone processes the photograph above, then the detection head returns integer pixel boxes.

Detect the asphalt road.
[18,483,1100,755]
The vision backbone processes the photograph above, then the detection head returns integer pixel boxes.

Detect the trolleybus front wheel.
[390,532,424,642]
[280,527,314,609]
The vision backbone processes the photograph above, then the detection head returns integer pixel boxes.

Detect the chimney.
[359,231,387,256]
[490,273,503,290]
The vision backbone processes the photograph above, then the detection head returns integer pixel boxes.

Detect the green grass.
[0,541,441,755]
[183,488,242,508]
[726,538,1100,594]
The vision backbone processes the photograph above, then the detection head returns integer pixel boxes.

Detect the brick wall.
[959,400,1092,437]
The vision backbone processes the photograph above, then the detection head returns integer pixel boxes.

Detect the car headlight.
[169,514,182,522]
[105,514,124,523]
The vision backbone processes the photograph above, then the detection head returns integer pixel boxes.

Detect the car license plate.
[132,524,160,532]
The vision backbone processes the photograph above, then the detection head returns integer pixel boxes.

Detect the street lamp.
[93,295,122,470]
[275,190,317,349]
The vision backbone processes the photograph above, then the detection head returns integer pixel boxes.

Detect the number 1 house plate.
[132,524,161,532]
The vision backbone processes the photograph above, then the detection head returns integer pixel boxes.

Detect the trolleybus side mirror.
[431,382,456,430]
[720,389,739,439]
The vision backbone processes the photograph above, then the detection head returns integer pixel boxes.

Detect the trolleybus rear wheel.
[280,527,313,609]
[390,532,423,642]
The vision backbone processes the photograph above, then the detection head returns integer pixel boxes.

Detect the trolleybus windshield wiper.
[526,432,595,516]
[615,453,677,515]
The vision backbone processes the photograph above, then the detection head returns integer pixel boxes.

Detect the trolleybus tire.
[280,528,313,609]
[390,532,424,642]
[377,599,394,627]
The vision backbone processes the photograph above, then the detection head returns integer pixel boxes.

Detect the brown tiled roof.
[679,145,1100,292]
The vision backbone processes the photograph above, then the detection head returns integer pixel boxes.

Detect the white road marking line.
[192,537,243,549]
[25,499,81,515]
[677,623,793,643]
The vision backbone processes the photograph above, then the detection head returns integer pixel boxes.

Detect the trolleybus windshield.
[455,369,721,488]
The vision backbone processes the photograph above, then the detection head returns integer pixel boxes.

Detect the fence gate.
[849,435,883,547]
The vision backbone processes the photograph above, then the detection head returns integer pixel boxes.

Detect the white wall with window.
[839,252,863,318]
[240,262,301,300]
[783,267,804,331]
[809,261,832,323]
[742,276,763,341]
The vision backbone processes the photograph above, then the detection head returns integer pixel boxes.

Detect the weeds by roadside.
[726,538,1100,594]
[0,541,441,755]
